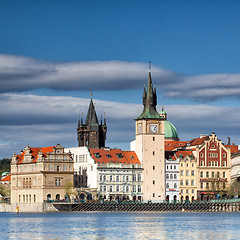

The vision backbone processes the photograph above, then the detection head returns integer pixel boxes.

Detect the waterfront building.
[77,97,107,148]
[231,152,240,181]
[165,157,179,202]
[11,144,74,212]
[178,151,197,202]
[64,147,143,201]
[133,70,165,202]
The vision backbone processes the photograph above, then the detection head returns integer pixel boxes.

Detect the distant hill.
[0,158,11,177]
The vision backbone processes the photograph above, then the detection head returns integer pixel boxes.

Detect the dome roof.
[164,120,179,140]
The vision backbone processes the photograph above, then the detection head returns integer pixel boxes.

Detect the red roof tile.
[89,149,140,164]
[172,150,194,160]
[226,145,238,154]
[187,136,209,146]
[165,141,187,151]
[0,174,11,182]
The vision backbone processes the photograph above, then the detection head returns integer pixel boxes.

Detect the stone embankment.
[53,201,240,212]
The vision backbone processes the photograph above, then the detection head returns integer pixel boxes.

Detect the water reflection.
[0,212,240,239]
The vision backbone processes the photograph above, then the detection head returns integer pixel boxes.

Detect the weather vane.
[149,60,152,72]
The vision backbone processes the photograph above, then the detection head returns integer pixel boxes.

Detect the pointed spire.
[78,114,80,127]
[86,97,99,126]
[137,67,160,120]
[104,112,106,126]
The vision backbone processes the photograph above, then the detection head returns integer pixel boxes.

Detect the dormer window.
[106,154,112,159]
[116,153,123,159]
[94,153,101,158]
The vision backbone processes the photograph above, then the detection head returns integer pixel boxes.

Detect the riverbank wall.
[53,201,240,212]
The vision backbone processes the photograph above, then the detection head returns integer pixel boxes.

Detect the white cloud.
[1,93,240,158]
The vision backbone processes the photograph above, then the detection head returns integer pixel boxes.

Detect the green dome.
[164,120,179,140]
[159,109,167,115]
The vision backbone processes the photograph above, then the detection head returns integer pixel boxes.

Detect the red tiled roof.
[187,136,209,146]
[0,174,11,182]
[89,149,140,164]
[226,145,238,154]
[17,146,55,164]
[172,150,194,160]
[165,141,187,151]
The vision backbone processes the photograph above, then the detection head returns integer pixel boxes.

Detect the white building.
[65,147,143,201]
[165,157,179,202]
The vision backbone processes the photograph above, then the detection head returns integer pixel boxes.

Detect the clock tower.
[135,70,165,201]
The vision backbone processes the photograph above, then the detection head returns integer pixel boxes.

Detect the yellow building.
[178,151,197,202]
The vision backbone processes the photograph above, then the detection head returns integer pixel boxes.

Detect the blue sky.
[1,0,240,158]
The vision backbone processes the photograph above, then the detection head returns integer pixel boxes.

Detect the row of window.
[180,163,195,167]
[200,161,226,167]
[180,170,195,176]
[200,153,226,158]
[100,174,141,182]
[166,174,178,179]
[166,165,177,170]
[180,189,195,194]
[200,171,226,178]
[200,182,226,189]
[75,154,87,162]
[99,185,142,193]
[166,183,178,189]
[180,180,195,186]
[19,194,36,203]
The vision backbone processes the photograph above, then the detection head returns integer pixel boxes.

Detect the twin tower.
[77,71,166,201]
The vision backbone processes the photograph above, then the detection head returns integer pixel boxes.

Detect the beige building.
[11,144,74,212]
[134,71,165,202]
[178,151,197,202]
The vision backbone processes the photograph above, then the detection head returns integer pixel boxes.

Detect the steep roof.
[86,98,99,126]
[89,149,140,164]
[187,136,209,146]
[136,72,161,119]
[16,146,55,164]
[226,144,238,154]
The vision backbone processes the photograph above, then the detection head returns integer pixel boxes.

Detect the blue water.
[0,212,240,239]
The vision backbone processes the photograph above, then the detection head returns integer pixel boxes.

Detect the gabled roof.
[89,149,140,164]
[85,98,99,126]
[226,144,238,154]
[16,146,55,164]
[0,174,11,182]
[165,141,187,151]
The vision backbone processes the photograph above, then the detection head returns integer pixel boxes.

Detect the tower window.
[153,151,155,156]
[153,166,155,170]
[153,137,155,141]
[153,180,155,185]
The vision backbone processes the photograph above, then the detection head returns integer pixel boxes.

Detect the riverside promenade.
[52,199,240,212]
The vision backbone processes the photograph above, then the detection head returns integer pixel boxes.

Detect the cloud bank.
[1,54,240,102]
[0,93,240,158]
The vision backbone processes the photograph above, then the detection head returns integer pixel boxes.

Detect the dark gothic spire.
[86,98,99,126]
[137,71,160,119]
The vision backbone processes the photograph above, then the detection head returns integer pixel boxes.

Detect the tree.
[64,182,77,199]
[0,158,11,176]
[228,178,240,198]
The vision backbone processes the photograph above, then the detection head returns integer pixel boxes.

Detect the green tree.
[64,182,77,198]
[228,179,240,198]
[0,158,11,176]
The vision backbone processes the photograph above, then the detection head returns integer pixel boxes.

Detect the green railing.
[210,199,240,203]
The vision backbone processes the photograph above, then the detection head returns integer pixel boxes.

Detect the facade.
[77,98,107,149]
[11,144,74,212]
[134,71,165,202]
[178,151,197,202]
[64,147,143,201]
[231,152,240,181]
[165,158,179,202]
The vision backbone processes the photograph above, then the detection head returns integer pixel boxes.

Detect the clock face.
[150,124,158,133]
[138,124,142,133]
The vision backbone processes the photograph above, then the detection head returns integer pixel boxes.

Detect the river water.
[0,212,240,239]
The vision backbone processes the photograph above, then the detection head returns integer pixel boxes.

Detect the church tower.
[77,97,107,149]
[135,69,165,201]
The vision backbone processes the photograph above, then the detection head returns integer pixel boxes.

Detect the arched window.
[110,175,113,182]
[109,186,113,192]
[19,195,21,203]
[47,194,51,200]
[166,174,169,179]
[138,185,141,193]
[23,195,25,203]
[133,185,136,192]
[34,194,36,202]
[116,175,120,182]
[174,183,177,188]
[174,174,177,179]
[170,174,173,179]
[29,195,31,203]
[56,194,60,200]
[126,186,129,192]
[116,186,119,192]
[133,174,136,181]
[26,195,28,203]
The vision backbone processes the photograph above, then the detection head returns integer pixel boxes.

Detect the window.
[200,153,204,157]
[174,183,177,188]
[223,182,226,189]
[166,174,169,179]
[181,163,183,167]
[116,186,120,192]
[186,171,189,176]
[191,180,195,186]
[212,172,215,178]
[123,186,125,192]
[133,185,136,192]
[217,172,220,178]
[181,190,183,194]
[186,180,189,186]
[153,193,155,197]
[126,186,129,192]
[138,174,141,181]
[133,174,136,181]
[201,161,204,166]
[223,161,226,167]
[110,175,113,182]
[206,172,209,178]
[104,186,106,192]
[186,163,189,167]
[223,153,226,158]
[192,190,194,194]
[138,185,141,193]
[191,171,195,176]
[215,161,218,166]
[56,166,60,171]
[153,180,155,185]
[180,180,183,186]
[166,183,169,188]
[116,175,120,182]
[170,174,173,179]
[192,163,194,167]
[153,137,155,141]
[100,175,102,182]
[181,171,184,176]
[153,166,155,170]
[170,166,172,170]
[109,186,113,192]
[174,165,176,170]
[223,172,226,178]
[126,176,129,182]
[209,153,218,158]
[201,182,204,189]
[153,151,155,156]
[174,174,177,179]
[91,166,93,171]
[100,186,102,192]
[186,190,189,194]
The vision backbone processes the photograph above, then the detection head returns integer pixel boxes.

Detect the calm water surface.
[0,212,240,239]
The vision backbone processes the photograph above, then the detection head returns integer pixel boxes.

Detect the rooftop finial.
[91,92,93,98]
[149,60,152,73]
